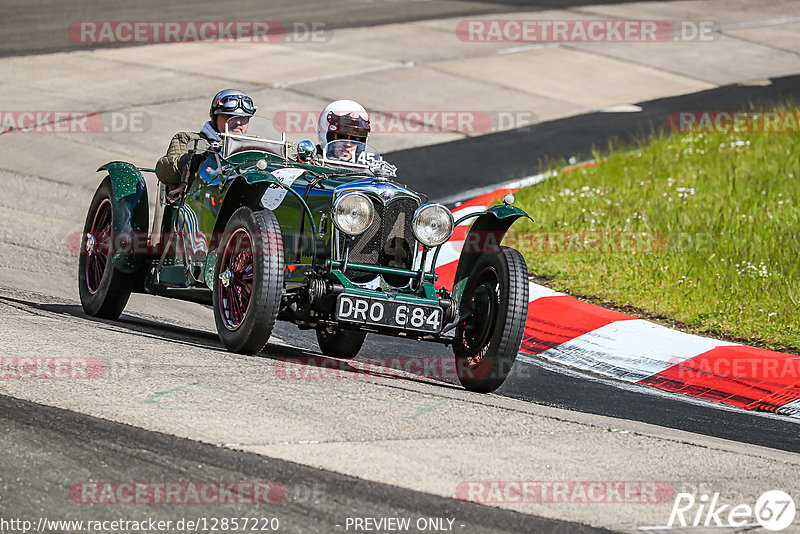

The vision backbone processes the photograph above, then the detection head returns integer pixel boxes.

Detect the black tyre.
[453,246,529,393]
[78,177,134,319]
[213,207,283,354]
[316,327,367,359]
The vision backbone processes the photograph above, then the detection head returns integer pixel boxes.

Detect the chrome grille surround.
[332,179,421,287]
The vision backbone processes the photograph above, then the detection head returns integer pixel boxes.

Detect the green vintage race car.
[78,116,530,392]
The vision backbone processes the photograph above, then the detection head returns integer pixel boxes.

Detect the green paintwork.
[158,265,189,285]
[420,281,438,301]
[97,161,149,273]
[339,287,439,307]
[328,261,435,281]
[328,269,439,304]
[486,203,530,221]
[451,204,532,306]
[98,161,146,202]
[92,132,530,345]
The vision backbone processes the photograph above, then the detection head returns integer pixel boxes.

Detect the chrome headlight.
[333,193,374,236]
[412,203,454,247]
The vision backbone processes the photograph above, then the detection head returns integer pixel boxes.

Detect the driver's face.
[217,114,249,134]
[332,141,357,161]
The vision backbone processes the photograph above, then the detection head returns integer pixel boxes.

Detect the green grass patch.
[507,108,800,351]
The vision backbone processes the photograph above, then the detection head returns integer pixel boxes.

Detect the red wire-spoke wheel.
[85,198,112,294]
[213,207,283,355]
[453,246,529,393]
[217,228,255,331]
[78,177,134,319]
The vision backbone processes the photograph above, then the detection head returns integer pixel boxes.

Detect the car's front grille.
[339,196,418,286]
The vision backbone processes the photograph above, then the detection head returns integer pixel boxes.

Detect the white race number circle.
[756,490,796,531]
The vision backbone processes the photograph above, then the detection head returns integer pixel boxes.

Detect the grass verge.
[507,106,800,352]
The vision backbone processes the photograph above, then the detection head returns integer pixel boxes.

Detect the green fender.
[97,162,150,274]
[242,169,277,185]
[451,204,531,306]
[209,175,272,238]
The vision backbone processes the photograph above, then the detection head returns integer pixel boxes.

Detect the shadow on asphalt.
[0,294,465,392]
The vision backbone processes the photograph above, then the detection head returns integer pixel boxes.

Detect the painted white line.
[438,160,594,206]
[436,170,552,206]
[599,104,642,113]
[724,16,800,30]
[270,61,415,89]
[497,43,559,55]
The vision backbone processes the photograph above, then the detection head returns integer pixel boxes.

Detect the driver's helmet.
[209,89,257,129]
[317,100,371,148]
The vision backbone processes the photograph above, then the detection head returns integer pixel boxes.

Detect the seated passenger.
[155,89,256,186]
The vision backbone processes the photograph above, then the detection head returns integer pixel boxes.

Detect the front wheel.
[213,207,283,354]
[316,327,367,359]
[78,177,134,319]
[453,246,529,393]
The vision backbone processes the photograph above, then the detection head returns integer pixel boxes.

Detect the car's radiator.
[339,196,418,286]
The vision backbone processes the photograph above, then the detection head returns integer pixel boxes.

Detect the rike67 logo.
[668,490,796,531]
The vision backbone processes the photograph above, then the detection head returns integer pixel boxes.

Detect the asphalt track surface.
[0,394,608,534]
[273,318,800,455]
[1,0,647,57]
[3,2,800,532]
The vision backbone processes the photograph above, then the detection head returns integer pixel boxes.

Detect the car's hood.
[333,177,421,205]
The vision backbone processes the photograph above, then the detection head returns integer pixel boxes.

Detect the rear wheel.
[213,207,283,354]
[78,177,134,319]
[316,327,367,359]
[453,246,529,393]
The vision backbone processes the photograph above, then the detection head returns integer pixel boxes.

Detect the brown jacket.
[155,131,198,185]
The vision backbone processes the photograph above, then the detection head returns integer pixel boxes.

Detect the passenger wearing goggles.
[316,100,371,163]
[155,89,256,186]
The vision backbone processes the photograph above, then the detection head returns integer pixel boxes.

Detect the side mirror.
[297,139,316,163]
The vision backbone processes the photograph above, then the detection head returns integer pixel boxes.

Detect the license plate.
[335,295,443,334]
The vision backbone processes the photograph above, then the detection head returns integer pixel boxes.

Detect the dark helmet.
[209,89,256,126]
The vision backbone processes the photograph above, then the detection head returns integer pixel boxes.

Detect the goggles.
[215,94,256,115]
[332,132,366,142]
[326,111,370,143]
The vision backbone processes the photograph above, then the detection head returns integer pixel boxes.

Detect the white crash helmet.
[318,100,371,147]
